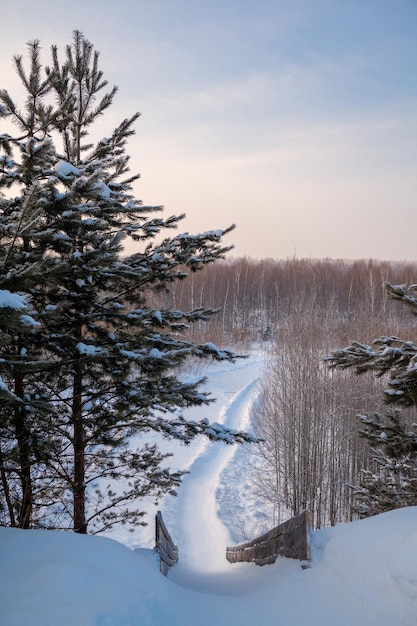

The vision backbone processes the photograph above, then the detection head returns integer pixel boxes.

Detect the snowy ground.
[1,349,417,625]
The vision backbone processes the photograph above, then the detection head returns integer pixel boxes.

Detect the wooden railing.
[154,510,179,576]
[226,510,312,566]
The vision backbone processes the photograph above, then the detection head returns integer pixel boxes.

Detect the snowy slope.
[1,508,416,626]
[1,350,417,626]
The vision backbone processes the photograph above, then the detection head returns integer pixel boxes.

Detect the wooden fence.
[154,510,179,576]
[226,510,312,566]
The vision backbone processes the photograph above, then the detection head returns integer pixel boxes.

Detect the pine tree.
[326,282,417,516]
[0,290,36,527]
[349,411,417,517]
[0,41,63,528]
[0,32,256,534]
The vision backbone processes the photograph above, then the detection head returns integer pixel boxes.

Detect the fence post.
[154,510,179,576]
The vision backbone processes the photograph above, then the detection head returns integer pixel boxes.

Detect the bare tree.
[251,286,387,528]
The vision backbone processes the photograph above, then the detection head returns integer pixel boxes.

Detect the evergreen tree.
[0,42,62,528]
[0,32,255,534]
[0,290,38,527]
[349,411,417,517]
[326,282,417,516]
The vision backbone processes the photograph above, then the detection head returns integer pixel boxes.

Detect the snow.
[0,289,40,327]
[0,375,12,394]
[149,347,164,359]
[76,342,103,356]
[18,314,39,327]
[0,350,416,626]
[54,161,80,177]
[153,310,163,324]
[52,233,71,242]
[203,341,223,356]
[1,508,416,626]
[93,180,112,200]
[0,289,28,309]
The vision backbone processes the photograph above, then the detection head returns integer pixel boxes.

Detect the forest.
[151,256,417,528]
[149,256,417,346]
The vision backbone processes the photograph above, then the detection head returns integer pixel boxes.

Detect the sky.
[0,0,416,261]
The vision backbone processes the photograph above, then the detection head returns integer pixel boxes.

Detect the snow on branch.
[384,282,417,313]
[324,337,417,376]
[0,289,29,310]
[0,375,15,399]
[159,415,261,445]
[54,161,81,178]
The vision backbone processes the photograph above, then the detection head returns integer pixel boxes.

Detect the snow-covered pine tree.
[0,31,256,534]
[0,42,66,528]
[349,411,417,516]
[0,290,39,527]
[325,282,417,516]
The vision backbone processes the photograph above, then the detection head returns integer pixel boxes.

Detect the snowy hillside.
[1,351,416,625]
[1,507,416,625]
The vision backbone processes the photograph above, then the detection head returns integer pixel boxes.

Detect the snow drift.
[0,506,416,626]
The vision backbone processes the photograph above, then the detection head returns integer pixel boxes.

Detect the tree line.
[154,256,417,528]
[149,256,417,348]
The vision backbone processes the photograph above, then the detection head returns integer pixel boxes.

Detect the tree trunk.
[73,357,86,533]
[14,374,33,528]
[0,442,16,526]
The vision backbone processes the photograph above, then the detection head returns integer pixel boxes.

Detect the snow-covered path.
[135,349,265,571]
[172,375,261,572]
[105,350,265,554]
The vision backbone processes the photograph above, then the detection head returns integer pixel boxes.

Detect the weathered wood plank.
[226,510,311,565]
[155,510,179,576]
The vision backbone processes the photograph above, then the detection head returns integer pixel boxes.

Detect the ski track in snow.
[106,351,266,560]
[171,376,261,572]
